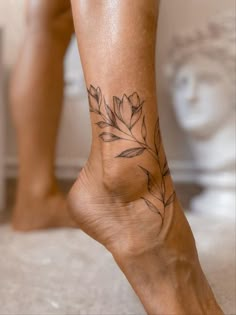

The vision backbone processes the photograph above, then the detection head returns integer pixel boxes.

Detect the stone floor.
[0,182,235,315]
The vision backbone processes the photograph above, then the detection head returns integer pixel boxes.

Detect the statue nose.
[186,81,198,104]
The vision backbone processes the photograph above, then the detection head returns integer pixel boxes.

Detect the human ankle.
[16,175,59,202]
[88,146,168,201]
[73,153,178,257]
[101,161,152,199]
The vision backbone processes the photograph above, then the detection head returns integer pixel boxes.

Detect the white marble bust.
[166,12,236,217]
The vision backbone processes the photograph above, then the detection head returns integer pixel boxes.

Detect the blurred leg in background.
[9,0,75,230]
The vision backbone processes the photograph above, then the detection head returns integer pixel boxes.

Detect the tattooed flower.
[113,92,144,129]
[88,85,102,113]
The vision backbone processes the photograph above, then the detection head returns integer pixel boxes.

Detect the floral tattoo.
[88,85,175,228]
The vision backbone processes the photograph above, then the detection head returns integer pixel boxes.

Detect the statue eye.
[176,76,188,89]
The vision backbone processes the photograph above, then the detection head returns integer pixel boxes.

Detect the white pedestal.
[191,188,236,219]
[191,169,236,219]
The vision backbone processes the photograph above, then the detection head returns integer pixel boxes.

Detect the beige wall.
[0,0,25,67]
[1,0,235,179]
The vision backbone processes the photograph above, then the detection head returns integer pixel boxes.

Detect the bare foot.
[12,190,77,231]
[69,160,224,315]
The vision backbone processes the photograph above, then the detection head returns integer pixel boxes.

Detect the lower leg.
[10,0,75,230]
[69,0,223,313]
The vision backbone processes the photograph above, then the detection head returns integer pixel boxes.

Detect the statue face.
[172,56,234,137]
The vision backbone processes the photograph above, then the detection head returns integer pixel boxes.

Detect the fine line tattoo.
[87,85,175,228]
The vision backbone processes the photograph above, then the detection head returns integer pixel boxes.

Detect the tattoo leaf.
[141,116,147,142]
[154,119,161,154]
[130,107,142,129]
[116,147,146,158]
[89,108,101,114]
[96,121,113,129]
[113,96,122,121]
[163,168,170,177]
[141,197,163,219]
[165,192,176,207]
[139,166,162,201]
[162,159,170,176]
[105,102,117,127]
[88,85,102,112]
[99,132,121,142]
